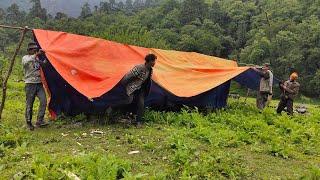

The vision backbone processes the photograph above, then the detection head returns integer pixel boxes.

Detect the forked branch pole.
[0,26,30,119]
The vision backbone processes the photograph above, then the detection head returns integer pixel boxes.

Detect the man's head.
[262,63,270,71]
[290,72,298,81]
[27,42,39,55]
[145,53,157,68]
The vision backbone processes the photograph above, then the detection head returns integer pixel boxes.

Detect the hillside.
[1,81,320,178]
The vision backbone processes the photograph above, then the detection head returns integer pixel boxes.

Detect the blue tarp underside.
[42,62,275,116]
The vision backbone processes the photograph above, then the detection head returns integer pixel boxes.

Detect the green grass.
[1,79,320,179]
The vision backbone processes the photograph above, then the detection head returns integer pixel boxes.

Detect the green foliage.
[145,101,320,161]
[1,0,320,97]
[29,0,47,21]
[1,94,320,178]
[80,2,92,19]
[15,153,131,179]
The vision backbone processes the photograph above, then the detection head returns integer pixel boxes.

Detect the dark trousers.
[133,89,146,122]
[276,96,293,115]
[109,86,146,122]
[257,91,269,110]
[25,83,47,124]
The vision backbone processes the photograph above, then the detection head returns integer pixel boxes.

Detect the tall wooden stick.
[0,25,31,30]
[0,27,29,119]
[244,88,250,104]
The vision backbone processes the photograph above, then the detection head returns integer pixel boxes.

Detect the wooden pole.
[0,25,31,30]
[0,26,29,119]
[265,12,271,27]
[244,88,250,104]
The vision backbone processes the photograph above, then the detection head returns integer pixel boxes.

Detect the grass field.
[1,80,320,179]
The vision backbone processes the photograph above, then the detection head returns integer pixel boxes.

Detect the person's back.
[254,64,273,110]
[259,69,273,93]
[121,64,151,96]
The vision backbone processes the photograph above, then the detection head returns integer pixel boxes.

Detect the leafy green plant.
[26,152,131,179]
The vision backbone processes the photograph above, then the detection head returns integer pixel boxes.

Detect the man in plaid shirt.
[114,54,157,125]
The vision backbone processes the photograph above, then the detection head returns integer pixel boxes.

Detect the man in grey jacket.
[253,63,273,111]
[22,42,48,130]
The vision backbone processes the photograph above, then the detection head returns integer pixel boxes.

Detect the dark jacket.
[281,80,300,100]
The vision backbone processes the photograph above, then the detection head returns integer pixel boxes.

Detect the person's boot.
[135,121,143,128]
[131,115,143,127]
[35,120,49,128]
[27,122,35,131]
[106,107,112,117]
[106,107,116,124]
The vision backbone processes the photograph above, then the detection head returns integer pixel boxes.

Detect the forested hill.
[0,0,123,17]
[1,0,320,98]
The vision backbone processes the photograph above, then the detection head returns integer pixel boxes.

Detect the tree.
[239,30,271,65]
[99,2,111,13]
[179,0,208,24]
[0,8,5,20]
[118,2,125,10]
[0,30,9,53]
[80,2,92,19]
[160,9,181,29]
[133,0,144,11]
[94,5,99,13]
[208,1,230,28]
[29,0,47,21]
[178,34,197,52]
[55,12,68,20]
[145,0,154,7]
[160,0,180,15]
[6,3,24,24]
[109,0,116,10]
[194,30,222,56]
[125,0,133,10]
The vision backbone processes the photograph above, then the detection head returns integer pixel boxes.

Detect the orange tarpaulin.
[151,49,249,97]
[34,29,249,98]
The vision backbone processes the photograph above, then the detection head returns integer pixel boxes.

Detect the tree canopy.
[1,0,320,97]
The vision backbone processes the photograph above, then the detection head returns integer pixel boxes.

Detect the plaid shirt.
[121,64,151,96]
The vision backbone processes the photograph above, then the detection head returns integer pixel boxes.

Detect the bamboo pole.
[0,25,31,30]
[0,26,29,119]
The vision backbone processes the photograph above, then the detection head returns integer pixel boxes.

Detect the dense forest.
[0,0,119,17]
[0,0,320,97]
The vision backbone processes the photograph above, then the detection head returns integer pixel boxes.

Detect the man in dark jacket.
[116,53,157,125]
[277,72,300,115]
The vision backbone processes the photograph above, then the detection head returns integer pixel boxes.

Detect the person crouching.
[277,72,300,115]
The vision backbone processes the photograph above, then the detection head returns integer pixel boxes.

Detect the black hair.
[145,54,157,63]
[27,42,39,51]
[28,42,37,46]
